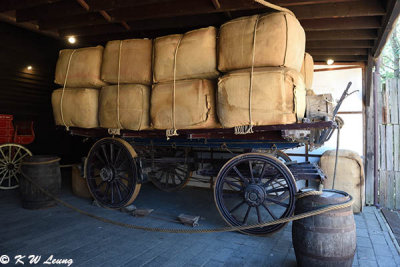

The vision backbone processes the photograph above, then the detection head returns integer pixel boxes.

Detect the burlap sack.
[54,46,107,88]
[52,88,99,128]
[99,84,150,130]
[101,39,152,85]
[151,79,218,130]
[153,27,219,83]
[218,12,305,72]
[320,150,365,213]
[300,53,314,89]
[217,67,306,128]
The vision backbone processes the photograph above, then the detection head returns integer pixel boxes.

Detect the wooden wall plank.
[379,125,386,170]
[379,170,387,206]
[396,172,400,210]
[394,125,400,172]
[387,171,395,209]
[365,92,375,205]
[389,79,399,124]
[386,124,394,171]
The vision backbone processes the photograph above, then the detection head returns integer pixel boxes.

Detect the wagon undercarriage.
[72,120,335,236]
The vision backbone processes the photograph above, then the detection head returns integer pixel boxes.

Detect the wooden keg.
[20,156,61,209]
[292,189,356,267]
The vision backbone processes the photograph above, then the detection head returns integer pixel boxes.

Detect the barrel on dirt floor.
[20,155,61,209]
[292,189,356,267]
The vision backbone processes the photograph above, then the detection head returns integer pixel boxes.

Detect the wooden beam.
[301,16,382,31]
[313,55,367,62]
[0,0,60,13]
[306,29,378,41]
[38,13,104,30]
[307,48,369,55]
[307,40,375,48]
[58,14,226,37]
[211,0,221,9]
[108,0,265,22]
[292,0,385,20]
[373,0,400,57]
[16,0,86,22]
[87,0,358,11]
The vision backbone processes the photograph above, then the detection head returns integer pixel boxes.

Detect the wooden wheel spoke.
[248,161,255,183]
[110,143,114,164]
[242,205,251,224]
[117,179,129,193]
[263,197,289,208]
[114,148,122,165]
[110,183,115,203]
[0,148,9,163]
[262,203,278,220]
[229,200,245,213]
[12,147,21,162]
[265,187,289,194]
[224,180,243,191]
[14,152,29,164]
[232,166,248,184]
[256,206,262,223]
[95,152,106,166]
[101,145,110,165]
[115,182,123,201]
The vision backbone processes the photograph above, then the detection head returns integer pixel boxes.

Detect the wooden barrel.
[292,189,356,267]
[20,155,61,209]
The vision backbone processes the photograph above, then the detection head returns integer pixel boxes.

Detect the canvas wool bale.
[300,53,314,89]
[101,39,152,85]
[151,79,218,130]
[320,150,365,213]
[52,88,99,128]
[54,46,107,88]
[217,67,306,128]
[218,12,305,72]
[153,27,219,83]
[99,84,150,130]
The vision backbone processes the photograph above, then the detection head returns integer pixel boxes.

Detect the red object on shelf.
[0,114,35,145]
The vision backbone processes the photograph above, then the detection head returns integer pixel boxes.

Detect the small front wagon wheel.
[214,153,297,235]
[85,138,141,208]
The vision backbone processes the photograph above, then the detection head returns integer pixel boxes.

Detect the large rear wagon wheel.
[0,144,32,190]
[85,138,141,209]
[214,153,297,236]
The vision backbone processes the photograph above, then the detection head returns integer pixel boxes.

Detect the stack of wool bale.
[300,52,315,95]
[217,12,307,131]
[99,39,152,131]
[52,46,106,129]
[151,27,220,134]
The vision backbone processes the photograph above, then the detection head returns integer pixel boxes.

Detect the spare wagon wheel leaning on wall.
[0,144,32,189]
[85,137,141,208]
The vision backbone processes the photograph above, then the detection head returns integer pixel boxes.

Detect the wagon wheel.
[214,153,297,235]
[0,144,32,190]
[149,163,192,192]
[85,138,141,208]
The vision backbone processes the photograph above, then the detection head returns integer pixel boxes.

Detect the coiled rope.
[20,170,353,234]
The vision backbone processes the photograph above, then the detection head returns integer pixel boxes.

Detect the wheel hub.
[244,184,265,206]
[100,167,114,181]
[6,163,15,171]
